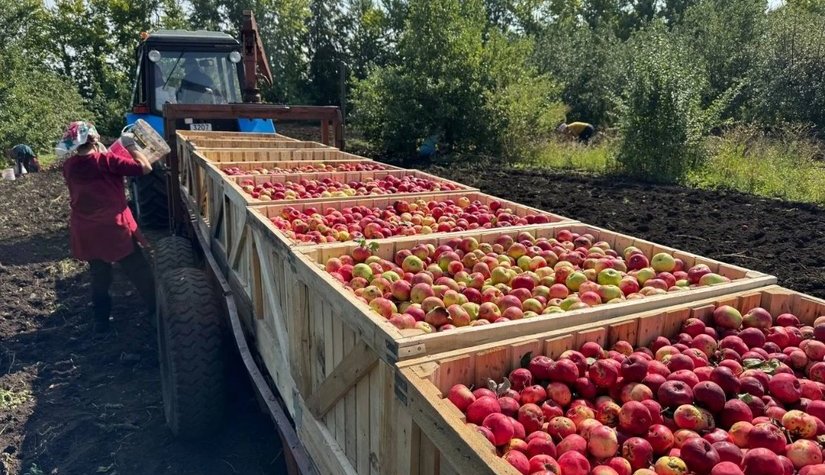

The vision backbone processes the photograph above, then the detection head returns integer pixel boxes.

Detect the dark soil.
[422,162,825,299]
[0,169,283,475]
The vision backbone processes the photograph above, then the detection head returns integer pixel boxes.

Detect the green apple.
[542,306,565,315]
[566,271,588,291]
[461,302,480,320]
[636,267,656,285]
[352,263,373,281]
[598,285,623,302]
[597,268,623,286]
[560,295,582,311]
[651,253,676,272]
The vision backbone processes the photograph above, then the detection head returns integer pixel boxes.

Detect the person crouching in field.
[557,121,597,144]
[9,144,41,176]
[58,121,160,333]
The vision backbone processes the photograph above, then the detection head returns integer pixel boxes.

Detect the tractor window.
[151,51,242,113]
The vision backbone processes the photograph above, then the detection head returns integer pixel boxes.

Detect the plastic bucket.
[1,168,15,180]
[111,119,171,162]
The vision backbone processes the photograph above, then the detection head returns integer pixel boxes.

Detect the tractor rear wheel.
[153,236,197,279]
[129,165,168,229]
[156,267,226,438]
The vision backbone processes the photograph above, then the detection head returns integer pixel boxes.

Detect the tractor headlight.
[229,51,242,63]
[148,50,162,63]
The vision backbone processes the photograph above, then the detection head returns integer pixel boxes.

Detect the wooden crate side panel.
[199,146,349,163]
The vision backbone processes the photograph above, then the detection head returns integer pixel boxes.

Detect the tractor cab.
[127,30,275,135]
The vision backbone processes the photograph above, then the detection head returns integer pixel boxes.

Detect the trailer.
[152,104,346,474]
[142,99,792,475]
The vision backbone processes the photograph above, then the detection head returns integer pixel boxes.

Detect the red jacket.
[63,150,145,262]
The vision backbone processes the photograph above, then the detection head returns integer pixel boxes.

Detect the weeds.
[687,127,825,204]
[524,127,825,205]
[522,139,618,173]
[0,387,31,410]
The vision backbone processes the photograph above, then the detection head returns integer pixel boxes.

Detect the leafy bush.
[351,0,562,159]
[677,0,766,116]
[0,48,91,156]
[616,25,710,182]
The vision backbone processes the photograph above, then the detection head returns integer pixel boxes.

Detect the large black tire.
[153,236,197,279]
[157,268,226,438]
[129,166,168,229]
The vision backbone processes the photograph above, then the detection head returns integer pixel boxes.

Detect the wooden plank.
[306,341,378,419]
[343,329,357,464]
[229,219,248,270]
[254,234,289,359]
[355,360,371,474]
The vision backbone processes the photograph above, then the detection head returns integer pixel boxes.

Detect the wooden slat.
[306,341,378,419]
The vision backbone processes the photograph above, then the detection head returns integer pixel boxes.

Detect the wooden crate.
[188,138,331,149]
[393,285,824,474]
[177,147,474,307]
[214,160,401,177]
[251,190,573,247]
[228,192,572,326]
[243,222,773,475]
[198,148,371,163]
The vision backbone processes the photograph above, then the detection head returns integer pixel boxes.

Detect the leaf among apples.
[487,377,511,397]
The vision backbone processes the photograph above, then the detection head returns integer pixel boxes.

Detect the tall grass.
[687,127,825,204]
[522,138,618,173]
[522,127,825,205]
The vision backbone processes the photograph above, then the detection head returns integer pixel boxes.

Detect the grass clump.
[524,139,617,173]
[0,387,31,410]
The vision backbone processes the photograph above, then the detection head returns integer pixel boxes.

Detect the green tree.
[0,47,91,153]
[353,0,492,155]
[307,0,347,105]
[353,0,562,158]
[535,22,624,126]
[678,0,766,118]
[749,6,825,131]
[346,0,393,81]
[617,24,710,181]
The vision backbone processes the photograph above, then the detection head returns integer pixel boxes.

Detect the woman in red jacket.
[59,121,161,332]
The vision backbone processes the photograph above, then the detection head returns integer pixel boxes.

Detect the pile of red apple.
[222,162,387,175]
[271,197,554,244]
[445,305,825,475]
[323,229,732,333]
[238,174,462,201]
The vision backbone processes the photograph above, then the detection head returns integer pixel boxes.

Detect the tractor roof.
[143,30,239,46]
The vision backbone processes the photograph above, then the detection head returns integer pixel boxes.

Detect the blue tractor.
[126,12,276,227]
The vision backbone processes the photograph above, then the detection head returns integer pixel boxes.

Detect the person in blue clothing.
[9,144,41,176]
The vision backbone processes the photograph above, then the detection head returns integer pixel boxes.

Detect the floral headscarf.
[56,121,101,159]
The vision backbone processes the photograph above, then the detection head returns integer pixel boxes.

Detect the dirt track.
[1,158,824,475]
[0,169,283,475]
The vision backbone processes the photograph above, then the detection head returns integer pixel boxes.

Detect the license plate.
[190,123,212,131]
